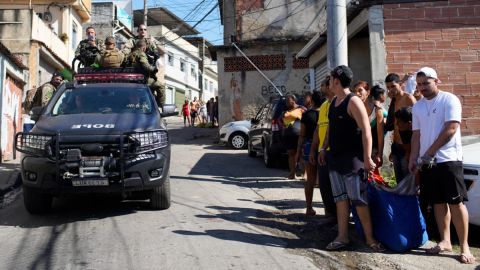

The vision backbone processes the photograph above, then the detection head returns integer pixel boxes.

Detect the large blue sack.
[353,175,428,252]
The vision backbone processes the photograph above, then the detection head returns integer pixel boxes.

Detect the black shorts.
[419,161,468,204]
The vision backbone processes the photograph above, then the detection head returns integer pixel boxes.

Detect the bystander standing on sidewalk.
[310,76,336,217]
[190,97,199,126]
[319,65,383,252]
[282,95,304,179]
[213,96,219,127]
[409,67,475,264]
[182,99,190,127]
[385,73,416,183]
[354,83,388,168]
[297,91,322,216]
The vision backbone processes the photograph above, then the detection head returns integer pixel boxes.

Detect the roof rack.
[74,67,146,84]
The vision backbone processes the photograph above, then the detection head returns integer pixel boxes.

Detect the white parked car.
[463,141,480,226]
[219,120,251,149]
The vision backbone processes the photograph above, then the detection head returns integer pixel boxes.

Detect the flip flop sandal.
[369,242,386,252]
[426,245,452,254]
[459,253,476,264]
[326,241,349,251]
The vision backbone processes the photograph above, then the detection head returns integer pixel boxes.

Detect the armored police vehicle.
[15,68,171,214]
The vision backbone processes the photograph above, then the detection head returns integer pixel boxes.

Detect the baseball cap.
[331,65,354,85]
[417,67,441,83]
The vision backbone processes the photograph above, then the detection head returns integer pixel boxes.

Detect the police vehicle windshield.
[52,86,154,115]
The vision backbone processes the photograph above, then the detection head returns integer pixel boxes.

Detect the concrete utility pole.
[143,0,148,26]
[327,0,348,68]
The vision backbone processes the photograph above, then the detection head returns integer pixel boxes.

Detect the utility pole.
[143,0,148,26]
[327,0,348,68]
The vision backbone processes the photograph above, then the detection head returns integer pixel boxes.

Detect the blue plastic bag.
[353,181,428,252]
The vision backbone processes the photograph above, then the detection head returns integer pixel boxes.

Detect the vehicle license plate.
[72,179,109,187]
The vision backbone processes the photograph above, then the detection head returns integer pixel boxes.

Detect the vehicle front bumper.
[20,148,170,195]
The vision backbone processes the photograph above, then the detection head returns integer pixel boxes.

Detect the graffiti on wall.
[1,77,23,161]
[230,73,244,121]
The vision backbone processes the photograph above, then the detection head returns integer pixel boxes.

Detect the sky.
[132,0,224,45]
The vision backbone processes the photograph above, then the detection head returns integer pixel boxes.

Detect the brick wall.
[383,0,480,135]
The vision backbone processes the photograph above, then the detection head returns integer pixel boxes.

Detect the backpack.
[23,85,44,113]
[99,49,123,68]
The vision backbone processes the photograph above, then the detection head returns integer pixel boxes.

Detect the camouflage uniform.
[94,48,125,68]
[128,49,165,107]
[75,39,105,67]
[23,82,57,112]
[123,36,164,65]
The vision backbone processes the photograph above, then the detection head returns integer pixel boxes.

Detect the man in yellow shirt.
[310,76,336,216]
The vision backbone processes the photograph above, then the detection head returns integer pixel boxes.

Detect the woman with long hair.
[282,94,305,179]
[353,82,387,167]
[297,91,323,216]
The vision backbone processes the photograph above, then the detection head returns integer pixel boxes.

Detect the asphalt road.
[2,117,479,270]
[0,118,318,270]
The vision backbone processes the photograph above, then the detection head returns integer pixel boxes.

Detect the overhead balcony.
[31,14,73,66]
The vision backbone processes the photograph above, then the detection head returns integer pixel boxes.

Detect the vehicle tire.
[263,143,276,168]
[248,139,257,157]
[150,173,171,210]
[229,132,247,149]
[23,186,52,214]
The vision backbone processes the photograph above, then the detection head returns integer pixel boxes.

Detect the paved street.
[0,117,479,270]
[0,118,318,270]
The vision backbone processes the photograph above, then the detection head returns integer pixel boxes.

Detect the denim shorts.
[302,139,316,161]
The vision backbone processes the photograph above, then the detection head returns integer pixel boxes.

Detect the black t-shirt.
[301,109,319,140]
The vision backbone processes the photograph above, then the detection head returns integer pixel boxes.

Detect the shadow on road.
[0,196,153,228]
[171,174,300,190]
[173,229,302,248]
[0,196,140,270]
[171,204,340,251]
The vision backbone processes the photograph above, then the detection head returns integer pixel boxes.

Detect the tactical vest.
[99,49,123,68]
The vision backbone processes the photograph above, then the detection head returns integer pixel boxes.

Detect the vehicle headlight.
[129,130,168,152]
[15,133,54,156]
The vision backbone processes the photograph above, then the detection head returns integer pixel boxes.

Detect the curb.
[0,170,22,208]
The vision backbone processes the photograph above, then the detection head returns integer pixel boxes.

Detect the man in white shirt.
[409,67,475,264]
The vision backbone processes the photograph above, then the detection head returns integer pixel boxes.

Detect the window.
[52,86,153,115]
[71,22,78,50]
[168,53,174,66]
[180,59,185,72]
[209,82,213,92]
[204,79,208,90]
[191,65,197,80]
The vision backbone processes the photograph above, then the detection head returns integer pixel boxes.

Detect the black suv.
[15,68,171,214]
[247,97,288,167]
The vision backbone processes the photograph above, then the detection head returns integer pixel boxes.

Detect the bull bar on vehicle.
[15,130,169,184]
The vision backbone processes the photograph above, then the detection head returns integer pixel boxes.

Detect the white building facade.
[158,25,201,109]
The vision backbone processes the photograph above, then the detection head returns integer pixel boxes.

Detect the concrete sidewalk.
[0,160,21,208]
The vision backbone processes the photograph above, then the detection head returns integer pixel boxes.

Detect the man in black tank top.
[319,65,384,252]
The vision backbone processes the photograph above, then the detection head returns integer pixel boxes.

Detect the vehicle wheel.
[263,143,276,168]
[248,140,257,157]
[150,173,171,210]
[23,186,52,214]
[229,132,247,149]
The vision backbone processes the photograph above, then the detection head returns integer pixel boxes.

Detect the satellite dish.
[43,11,52,23]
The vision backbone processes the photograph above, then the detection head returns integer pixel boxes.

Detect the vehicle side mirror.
[29,106,43,122]
[251,118,259,125]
